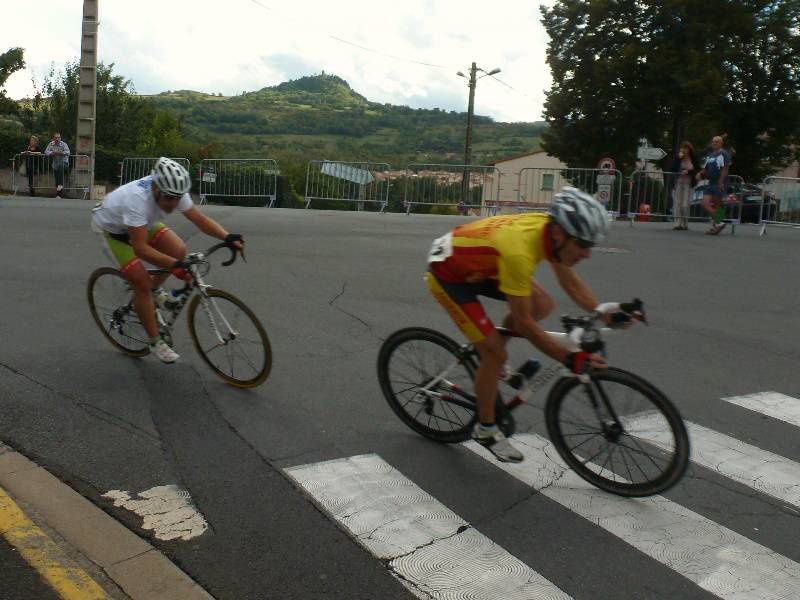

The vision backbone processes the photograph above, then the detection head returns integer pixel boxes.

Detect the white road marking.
[103,485,208,541]
[624,413,800,508]
[285,454,573,600]
[465,434,800,600]
[722,392,800,428]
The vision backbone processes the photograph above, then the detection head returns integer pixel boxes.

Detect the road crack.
[0,360,161,446]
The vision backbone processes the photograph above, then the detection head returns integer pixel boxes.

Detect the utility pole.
[457,62,500,208]
[462,62,477,205]
[76,0,99,199]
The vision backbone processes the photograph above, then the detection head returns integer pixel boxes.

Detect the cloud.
[4,0,556,122]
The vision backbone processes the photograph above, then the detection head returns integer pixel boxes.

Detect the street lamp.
[458,63,501,206]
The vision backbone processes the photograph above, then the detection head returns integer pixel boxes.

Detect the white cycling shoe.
[150,339,179,364]
[472,424,524,463]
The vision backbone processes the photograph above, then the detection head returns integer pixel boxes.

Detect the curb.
[0,444,214,600]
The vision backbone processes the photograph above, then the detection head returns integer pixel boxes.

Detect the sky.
[4,0,556,123]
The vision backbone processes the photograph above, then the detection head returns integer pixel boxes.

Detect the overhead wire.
[247,0,451,70]
[245,0,537,106]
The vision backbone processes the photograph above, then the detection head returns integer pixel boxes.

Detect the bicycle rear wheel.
[187,288,271,388]
[377,327,514,443]
[545,367,689,497]
[87,267,149,357]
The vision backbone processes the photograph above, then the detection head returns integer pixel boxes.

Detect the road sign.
[597,157,616,174]
[321,162,375,185]
[596,174,617,185]
[637,146,667,161]
[596,185,612,205]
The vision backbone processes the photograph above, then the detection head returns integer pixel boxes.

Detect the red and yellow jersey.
[428,212,550,296]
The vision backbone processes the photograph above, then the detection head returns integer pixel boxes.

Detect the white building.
[487,150,568,205]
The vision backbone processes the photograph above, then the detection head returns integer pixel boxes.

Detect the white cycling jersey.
[92,176,193,235]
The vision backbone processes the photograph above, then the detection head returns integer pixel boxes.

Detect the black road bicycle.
[377,301,689,497]
[88,243,271,388]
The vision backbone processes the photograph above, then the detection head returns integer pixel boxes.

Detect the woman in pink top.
[670,141,698,231]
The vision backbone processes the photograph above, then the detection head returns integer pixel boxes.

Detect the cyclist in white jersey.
[91,157,244,363]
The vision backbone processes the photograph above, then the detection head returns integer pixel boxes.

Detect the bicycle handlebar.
[198,242,246,267]
[561,298,646,354]
[562,298,646,331]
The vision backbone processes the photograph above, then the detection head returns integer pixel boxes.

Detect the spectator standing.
[44,132,70,197]
[696,135,731,235]
[21,135,41,196]
[669,141,697,230]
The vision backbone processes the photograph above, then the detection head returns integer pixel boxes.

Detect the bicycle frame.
[150,251,237,347]
[419,327,618,415]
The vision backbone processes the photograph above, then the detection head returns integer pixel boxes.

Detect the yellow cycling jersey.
[429,212,550,296]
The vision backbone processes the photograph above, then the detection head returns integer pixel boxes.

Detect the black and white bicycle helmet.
[151,157,191,196]
[548,187,609,245]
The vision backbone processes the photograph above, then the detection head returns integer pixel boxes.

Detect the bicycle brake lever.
[221,247,237,267]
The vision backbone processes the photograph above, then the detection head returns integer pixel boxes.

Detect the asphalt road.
[1,196,799,599]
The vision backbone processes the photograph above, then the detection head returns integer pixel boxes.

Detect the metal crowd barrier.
[403,163,499,215]
[627,171,746,231]
[513,167,623,215]
[198,159,278,207]
[119,157,190,186]
[11,153,91,198]
[304,161,391,211]
[759,176,800,235]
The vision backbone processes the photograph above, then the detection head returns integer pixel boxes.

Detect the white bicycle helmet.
[548,187,609,245]
[151,157,191,196]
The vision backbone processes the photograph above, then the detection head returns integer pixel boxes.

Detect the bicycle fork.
[197,288,237,347]
[580,375,625,442]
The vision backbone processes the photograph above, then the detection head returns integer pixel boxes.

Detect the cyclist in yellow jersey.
[426,187,639,462]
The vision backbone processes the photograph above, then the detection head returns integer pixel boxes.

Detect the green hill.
[145,73,545,166]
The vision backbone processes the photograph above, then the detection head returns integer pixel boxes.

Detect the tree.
[26,60,187,153]
[0,47,25,114]
[540,0,800,179]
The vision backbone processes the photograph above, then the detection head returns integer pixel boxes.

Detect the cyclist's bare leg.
[149,229,187,288]
[124,261,159,339]
[501,280,554,334]
[472,330,507,425]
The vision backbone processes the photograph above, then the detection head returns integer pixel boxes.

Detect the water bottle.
[166,288,187,310]
[154,288,185,311]
[153,288,171,310]
[506,358,541,390]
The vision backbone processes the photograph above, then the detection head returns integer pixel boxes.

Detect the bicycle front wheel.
[187,289,272,388]
[87,267,149,357]
[545,367,689,497]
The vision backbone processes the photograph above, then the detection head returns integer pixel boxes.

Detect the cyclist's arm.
[507,295,572,364]
[128,226,180,269]
[182,207,241,247]
[551,262,600,313]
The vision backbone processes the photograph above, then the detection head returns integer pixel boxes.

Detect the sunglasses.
[571,237,595,249]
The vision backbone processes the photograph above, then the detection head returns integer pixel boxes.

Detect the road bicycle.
[377,301,689,497]
[87,243,271,388]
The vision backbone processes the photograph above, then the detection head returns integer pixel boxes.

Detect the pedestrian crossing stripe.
[464,433,800,600]
[285,392,800,600]
[722,391,800,428]
[286,454,573,600]
[623,412,800,508]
